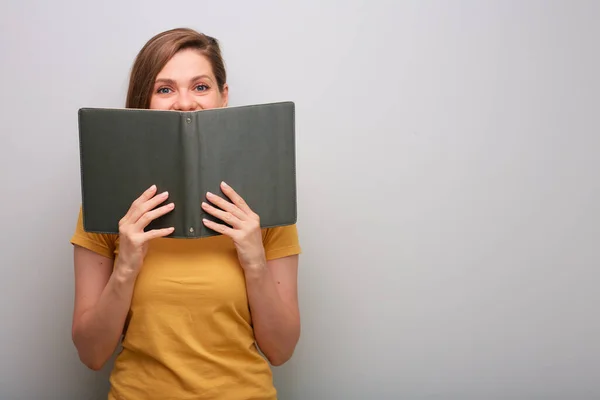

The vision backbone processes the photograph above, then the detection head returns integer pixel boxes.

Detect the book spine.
[182,112,201,237]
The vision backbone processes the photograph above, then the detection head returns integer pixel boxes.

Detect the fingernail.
[221,181,229,187]
[162,191,169,197]
[206,191,213,197]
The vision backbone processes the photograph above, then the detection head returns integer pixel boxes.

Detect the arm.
[72,246,135,370]
[71,184,176,370]
[202,181,301,365]
[244,255,300,366]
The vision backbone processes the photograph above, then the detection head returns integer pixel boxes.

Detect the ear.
[221,83,229,107]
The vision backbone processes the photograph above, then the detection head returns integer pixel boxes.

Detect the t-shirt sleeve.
[70,206,118,259]
[262,223,302,261]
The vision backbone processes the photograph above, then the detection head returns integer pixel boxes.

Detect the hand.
[116,184,175,278]
[202,181,266,270]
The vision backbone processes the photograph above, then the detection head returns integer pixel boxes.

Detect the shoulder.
[261,223,301,261]
[70,206,118,259]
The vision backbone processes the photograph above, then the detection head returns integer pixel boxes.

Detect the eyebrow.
[154,75,214,85]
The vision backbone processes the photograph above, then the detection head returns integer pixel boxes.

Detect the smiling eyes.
[156,84,209,94]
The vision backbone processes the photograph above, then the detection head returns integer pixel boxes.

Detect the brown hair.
[125,28,227,109]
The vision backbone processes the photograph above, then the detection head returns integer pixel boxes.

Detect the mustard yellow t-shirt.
[70,207,301,400]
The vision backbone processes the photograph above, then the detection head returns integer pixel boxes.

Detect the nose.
[173,91,199,111]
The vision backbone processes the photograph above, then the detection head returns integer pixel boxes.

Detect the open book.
[77,101,297,238]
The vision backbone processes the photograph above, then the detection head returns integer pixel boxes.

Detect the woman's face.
[149,48,228,111]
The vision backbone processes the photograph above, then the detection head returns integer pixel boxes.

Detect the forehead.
[156,49,215,80]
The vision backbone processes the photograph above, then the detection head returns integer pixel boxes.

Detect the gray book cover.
[77,101,297,238]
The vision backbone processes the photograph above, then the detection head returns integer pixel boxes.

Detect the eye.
[194,84,209,92]
[156,87,172,94]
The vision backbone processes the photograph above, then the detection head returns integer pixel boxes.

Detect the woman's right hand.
[116,184,175,278]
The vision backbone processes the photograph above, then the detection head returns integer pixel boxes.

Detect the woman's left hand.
[202,181,266,271]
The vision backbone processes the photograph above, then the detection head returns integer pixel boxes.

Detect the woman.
[70,27,302,400]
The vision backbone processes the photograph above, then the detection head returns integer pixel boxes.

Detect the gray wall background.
[1,1,599,399]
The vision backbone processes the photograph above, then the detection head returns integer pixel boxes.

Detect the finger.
[220,181,253,215]
[136,202,175,230]
[143,226,175,240]
[205,191,246,220]
[201,201,240,228]
[203,218,234,236]
[131,190,170,224]
[121,185,157,223]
